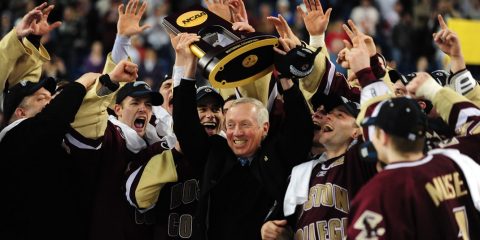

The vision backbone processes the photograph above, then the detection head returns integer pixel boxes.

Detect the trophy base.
[197,35,278,89]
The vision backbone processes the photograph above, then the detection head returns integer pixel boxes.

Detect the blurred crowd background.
[1,0,480,91]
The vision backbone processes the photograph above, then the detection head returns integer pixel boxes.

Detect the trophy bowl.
[163,6,278,88]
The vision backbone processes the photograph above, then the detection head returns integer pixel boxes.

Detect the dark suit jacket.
[173,80,313,240]
[0,83,86,239]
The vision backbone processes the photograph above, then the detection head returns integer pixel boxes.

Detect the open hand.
[345,39,370,74]
[16,2,62,38]
[343,19,376,57]
[266,14,301,46]
[117,0,150,37]
[273,37,298,55]
[297,0,332,36]
[229,0,249,23]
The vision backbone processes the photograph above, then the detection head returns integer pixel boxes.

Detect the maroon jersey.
[66,121,166,240]
[153,148,201,240]
[438,100,480,163]
[347,153,480,239]
[313,60,361,105]
[294,141,377,240]
[439,133,480,164]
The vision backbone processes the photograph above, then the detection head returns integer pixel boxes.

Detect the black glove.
[388,69,410,85]
[430,70,449,86]
[274,44,321,79]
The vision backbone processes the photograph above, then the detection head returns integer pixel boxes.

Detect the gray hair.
[229,97,269,126]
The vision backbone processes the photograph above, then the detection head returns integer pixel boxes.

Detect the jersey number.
[453,206,470,240]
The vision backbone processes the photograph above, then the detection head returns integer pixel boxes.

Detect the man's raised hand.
[117,0,151,37]
[109,60,139,83]
[345,40,370,74]
[229,0,249,23]
[297,0,332,36]
[433,15,462,58]
[343,19,376,57]
[266,14,301,46]
[16,2,62,39]
[170,33,200,65]
[273,37,298,56]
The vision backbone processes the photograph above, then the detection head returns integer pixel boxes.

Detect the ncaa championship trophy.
[163,6,278,88]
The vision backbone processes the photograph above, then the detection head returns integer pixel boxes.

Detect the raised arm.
[72,0,149,139]
[296,0,333,109]
[433,15,464,73]
[70,60,139,139]
[433,15,480,106]
[111,0,150,64]
[0,2,61,93]
[171,33,212,163]
[342,28,392,136]
[341,19,387,83]
[15,3,62,39]
[407,72,480,137]
[266,9,329,111]
[30,73,97,141]
[406,72,480,162]
[297,0,332,48]
[273,37,314,167]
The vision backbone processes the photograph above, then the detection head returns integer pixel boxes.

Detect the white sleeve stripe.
[234,87,242,99]
[126,166,142,208]
[323,60,336,95]
[456,107,480,131]
[125,165,157,213]
[451,70,476,95]
[369,100,385,118]
[65,133,102,150]
[267,82,278,112]
[362,101,386,141]
[468,121,480,135]
[136,204,156,213]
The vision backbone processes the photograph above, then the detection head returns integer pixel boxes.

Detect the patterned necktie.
[238,157,250,167]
